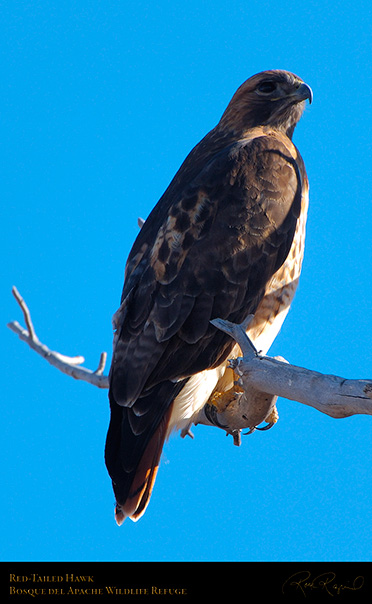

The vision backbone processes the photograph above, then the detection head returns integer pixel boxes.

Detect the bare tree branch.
[202,318,372,428]
[7,286,109,388]
[8,288,372,446]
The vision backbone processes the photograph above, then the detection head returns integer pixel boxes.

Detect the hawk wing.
[105,130,304,523]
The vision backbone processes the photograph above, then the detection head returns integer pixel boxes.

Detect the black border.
[2,562,371,601]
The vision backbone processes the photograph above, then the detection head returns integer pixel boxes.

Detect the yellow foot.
[208,383,244,414]
[265,405,279,425]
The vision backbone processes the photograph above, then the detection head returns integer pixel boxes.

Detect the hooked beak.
[296,82,313,104]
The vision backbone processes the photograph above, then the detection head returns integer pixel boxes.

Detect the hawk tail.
[114,403,174,524]
[105,379,188,524]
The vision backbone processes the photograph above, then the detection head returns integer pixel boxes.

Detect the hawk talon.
[204,403,229,430]
[244,427,256,435]
[243,421,275,435]
[256,421,275,431]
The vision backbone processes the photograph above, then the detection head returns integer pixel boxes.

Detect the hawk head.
[220,70,312,139]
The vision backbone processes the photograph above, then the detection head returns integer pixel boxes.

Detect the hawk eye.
[257,81,277,94]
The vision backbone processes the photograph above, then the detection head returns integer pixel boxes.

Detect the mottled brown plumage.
[105,70,312,523]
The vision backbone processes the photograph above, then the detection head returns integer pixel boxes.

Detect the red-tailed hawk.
[105,70,312,524]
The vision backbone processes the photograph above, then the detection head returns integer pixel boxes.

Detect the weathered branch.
[8,288,372,447]
[199,318,372,431]
[7,286,109,388]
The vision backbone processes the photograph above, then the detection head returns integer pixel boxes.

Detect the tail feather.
[105,379,188,524]
[114,403,173,524]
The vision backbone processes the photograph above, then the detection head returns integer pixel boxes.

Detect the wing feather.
[111,134,302,403]
[106,131,305,522]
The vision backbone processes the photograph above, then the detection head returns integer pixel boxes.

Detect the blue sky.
[3,0,372,563]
